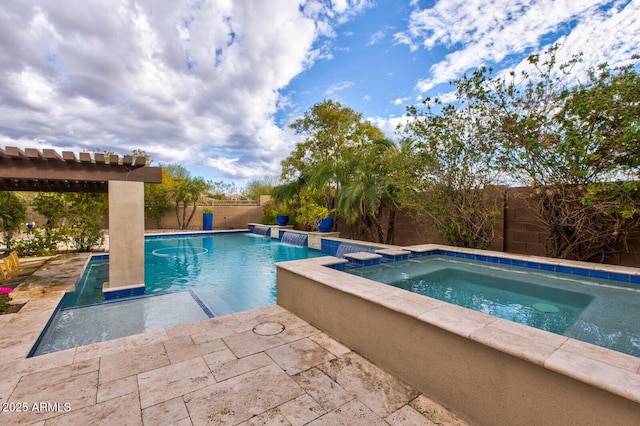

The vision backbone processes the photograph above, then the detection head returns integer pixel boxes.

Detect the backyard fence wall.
[338,186,640,268]
[146,204,264,230]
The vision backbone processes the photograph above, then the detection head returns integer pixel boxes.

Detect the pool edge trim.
[276,255,640,424]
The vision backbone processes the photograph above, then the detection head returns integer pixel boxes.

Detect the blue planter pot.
[203,212,213,230]
[317,217,334,232]
[275,215,289,226]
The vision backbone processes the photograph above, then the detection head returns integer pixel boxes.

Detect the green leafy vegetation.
[0,192,26,249]
[165,164,210,230]
[453,45,640,260]
[276,99,399,240]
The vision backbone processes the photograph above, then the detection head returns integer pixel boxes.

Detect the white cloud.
[366,30,385,46]
[369,115,412,141]
[0,0,371,182]
[325,81,354,95]
[392,97,411,106]
[396,0,640,93]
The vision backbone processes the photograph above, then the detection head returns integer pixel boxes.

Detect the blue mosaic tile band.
[347,258,381,267]
[327,263,346,271]
[90,254,110,260]
[434,249,639,286]
[188,290,215,318]
[335,247,639,289]
[380,253,410,263]
[103,286,146,301]
[321,239,341,256]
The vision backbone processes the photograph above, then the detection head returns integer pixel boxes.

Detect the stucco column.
[103,181,146,299]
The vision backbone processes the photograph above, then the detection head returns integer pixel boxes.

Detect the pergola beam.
[0,146,162,193]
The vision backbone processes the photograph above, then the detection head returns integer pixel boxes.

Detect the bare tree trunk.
[385,208,396,245]
[185,201,198,229]
[174,203,183,229]
[181,201,188,230]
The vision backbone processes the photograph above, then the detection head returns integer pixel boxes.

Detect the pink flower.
[0,288,13,295]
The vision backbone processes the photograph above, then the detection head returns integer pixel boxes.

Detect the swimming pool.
[65,232,322,313]
[347,255,640,357]
[31,232,321,356]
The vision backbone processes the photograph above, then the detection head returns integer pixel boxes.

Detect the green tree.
[283,99,385,213]
[207,181,240,199]
[398,91,503,248]
[279,99,387,233]
[33,193,66,230]
[463,45,640,260]
[145,168,173,228]
[166,164,210,230]
[64,193,108,252]
[243,176,278,200]
[336,139,401,244]
[0,192,27,248]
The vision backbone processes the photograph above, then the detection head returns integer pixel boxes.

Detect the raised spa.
[347,253,640,357]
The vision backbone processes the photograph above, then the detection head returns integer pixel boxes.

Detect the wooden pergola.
[1,145,163,297]
[0,146,161,192]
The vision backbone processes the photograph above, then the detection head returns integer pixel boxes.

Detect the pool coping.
[1,253,92,362]
[403,244,640,289]
[275,251,640,410]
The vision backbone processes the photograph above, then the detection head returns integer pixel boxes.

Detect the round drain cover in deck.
[532,303,560,313]
[253,322,285,336]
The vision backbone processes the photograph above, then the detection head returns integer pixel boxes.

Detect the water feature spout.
[252,225,270,236]
[335,242,377,258]
[281,232,308,247]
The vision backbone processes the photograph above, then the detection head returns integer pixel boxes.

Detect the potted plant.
[316,215,334,232]
[275,214,289,226]
[202,207,214,230]
[296,202,334,232]
[274,201,294,226]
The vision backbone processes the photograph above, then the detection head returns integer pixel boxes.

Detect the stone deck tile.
[138,356,215,409]
[99,342,170,384]
[277,393,326,425]
[45,393,142,426]
[410,394,471,425]
[266,338,336,375]
[141,396,190,425]
[222,328,287,358]
[184,363,305,425]
[0,303,469,425]
[318,351,421,418]
[210,352,273,382]
[292,367,354,411]
[308,399,389,426]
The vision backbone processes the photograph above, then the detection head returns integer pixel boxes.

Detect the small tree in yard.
[398,91,503,249]
[27,192,107,253]
[464,45,640,261]
[64,193,108,252]
[0,192,26,249]
[145,168,174,228]
[166,164,209,230]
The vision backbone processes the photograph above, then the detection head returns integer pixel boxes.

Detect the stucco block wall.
[339,186,640,267]
[147,205,263,230]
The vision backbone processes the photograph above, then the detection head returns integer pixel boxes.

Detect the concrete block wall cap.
[344,252,383,261]
[375,248,411,256]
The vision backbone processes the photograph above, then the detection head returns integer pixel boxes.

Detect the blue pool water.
[32,232,321,356]
[347,255,640,357]
[63,232,322,314]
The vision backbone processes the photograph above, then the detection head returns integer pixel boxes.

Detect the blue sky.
[1,0,639,188]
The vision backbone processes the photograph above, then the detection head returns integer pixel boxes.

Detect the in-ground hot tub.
[276,243,640,425]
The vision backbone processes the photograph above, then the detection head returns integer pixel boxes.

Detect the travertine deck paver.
[0,254,469,425]
[0,303,470,425]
